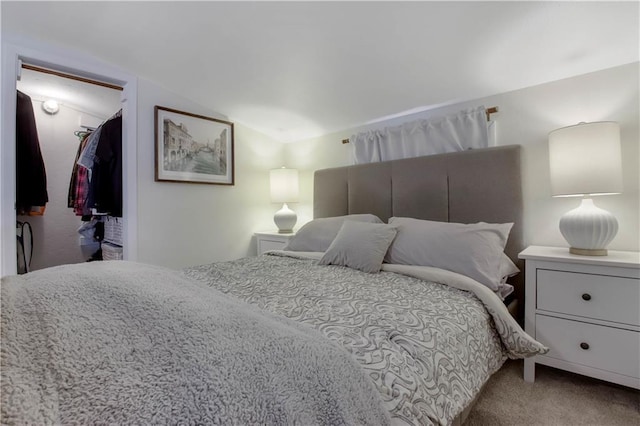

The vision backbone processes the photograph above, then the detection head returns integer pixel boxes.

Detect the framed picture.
[154,106,234,185]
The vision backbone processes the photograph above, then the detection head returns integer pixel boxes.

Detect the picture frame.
[154,106,234,185]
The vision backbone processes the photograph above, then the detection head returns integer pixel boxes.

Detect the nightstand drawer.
[255,231,295,255]
[259,238,288,253]
[537,269,640,326]
[536,315,640,379]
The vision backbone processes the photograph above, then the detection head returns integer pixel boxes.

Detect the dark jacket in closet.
[91,115,122,217]
[16,90,48,215]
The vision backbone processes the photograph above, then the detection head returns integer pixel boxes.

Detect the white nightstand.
[255,231,296,255]
[519,246,640,389]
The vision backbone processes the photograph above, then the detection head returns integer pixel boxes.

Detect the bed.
[1,145,547,425]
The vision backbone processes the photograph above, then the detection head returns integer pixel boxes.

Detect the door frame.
[1,37,138,276]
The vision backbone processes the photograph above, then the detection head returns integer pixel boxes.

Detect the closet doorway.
[16,66,122,272]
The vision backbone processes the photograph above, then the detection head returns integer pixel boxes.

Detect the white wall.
[135,79,285,269]
[285,63,640,252]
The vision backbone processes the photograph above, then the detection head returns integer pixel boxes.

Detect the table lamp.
[548,121,623,256]
[270,167,299,233]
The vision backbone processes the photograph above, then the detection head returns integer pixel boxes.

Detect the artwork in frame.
[154,106,234,185]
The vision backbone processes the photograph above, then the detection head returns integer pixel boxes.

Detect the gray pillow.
[318,221,398,273]
[385,217,513,291]
[284,214,383,252]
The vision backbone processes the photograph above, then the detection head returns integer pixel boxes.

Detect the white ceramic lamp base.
[274,203,297,233]
[559,198,618,256]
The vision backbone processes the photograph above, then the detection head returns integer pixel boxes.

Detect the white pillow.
[318,221,398,273]
[284,214,383,252]
[385,217,513,291]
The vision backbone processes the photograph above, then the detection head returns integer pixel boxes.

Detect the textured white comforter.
[1,261,391,425]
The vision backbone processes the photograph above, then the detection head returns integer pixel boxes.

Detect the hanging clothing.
[351,106,489,164]
[77,126,102,171]
[90,114,122,217]
[16,90,48,215]
[68,110,122,218]
[68,133,92,216]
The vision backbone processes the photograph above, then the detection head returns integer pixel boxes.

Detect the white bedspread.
[1,261,390,425]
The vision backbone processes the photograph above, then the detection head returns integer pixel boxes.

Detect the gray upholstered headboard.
[313,145,524,319]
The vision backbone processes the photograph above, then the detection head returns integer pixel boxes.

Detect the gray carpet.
[466,360,640,425]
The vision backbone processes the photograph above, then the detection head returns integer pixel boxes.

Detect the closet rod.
[341,106,499,144]
[21,64,124,92]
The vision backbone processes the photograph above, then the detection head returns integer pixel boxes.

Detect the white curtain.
[351,106,490,164]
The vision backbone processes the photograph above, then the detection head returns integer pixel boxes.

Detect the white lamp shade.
[270,168,299,203]
[549,122,623,197]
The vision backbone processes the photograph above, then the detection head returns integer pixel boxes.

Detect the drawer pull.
[581,293,592,301]
[580,342,590,350]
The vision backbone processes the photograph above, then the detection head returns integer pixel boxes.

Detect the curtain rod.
[341,106,499,144]
[21,63,124,92]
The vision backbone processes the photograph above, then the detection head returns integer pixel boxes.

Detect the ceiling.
[2,1,638,143]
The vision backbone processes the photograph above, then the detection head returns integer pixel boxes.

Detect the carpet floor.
[465,360,639,425]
